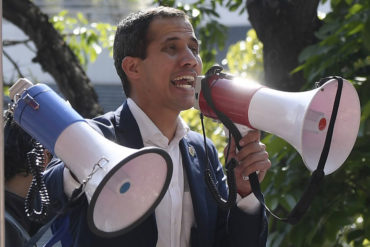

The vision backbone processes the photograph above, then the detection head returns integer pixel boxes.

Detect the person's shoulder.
[184,130,221,164]
[86,105,124,141]
[185,130,203,142]
[4,211,30,247]
[89,110,117,128]
[185,130,215,148]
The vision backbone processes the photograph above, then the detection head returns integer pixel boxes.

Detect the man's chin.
[176,102,195,113]
[185,99,196,110]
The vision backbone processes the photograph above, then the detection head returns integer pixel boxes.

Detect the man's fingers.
[238,130,260,146]
[237,157,271,181]
[236,141,266,162]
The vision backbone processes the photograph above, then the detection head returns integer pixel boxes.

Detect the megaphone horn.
[9,78,173,237]
[194,71,361,175]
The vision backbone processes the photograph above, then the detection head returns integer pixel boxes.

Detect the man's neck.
[129,98,180,142]
[146,109,179,142]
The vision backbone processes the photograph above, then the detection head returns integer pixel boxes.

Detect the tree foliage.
[50,10,116,69]
[224,0,370,246]
[219,0,369,246]
[226,29,264,81]
[290,1,369,245]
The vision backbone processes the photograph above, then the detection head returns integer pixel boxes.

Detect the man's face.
[133,17,202,116]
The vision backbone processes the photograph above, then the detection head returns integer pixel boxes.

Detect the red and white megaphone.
[8,78,173,237]
[194,68,361,175]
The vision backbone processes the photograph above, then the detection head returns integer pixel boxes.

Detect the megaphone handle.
[200,70,254,210]
[200,113,238,210]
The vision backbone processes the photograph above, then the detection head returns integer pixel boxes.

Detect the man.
[44,6,271,247]
[4,112,51,246]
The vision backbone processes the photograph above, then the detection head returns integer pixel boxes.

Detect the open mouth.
[171,75,195,89]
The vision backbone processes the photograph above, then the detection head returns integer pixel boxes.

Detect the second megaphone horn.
[8,78,173,237]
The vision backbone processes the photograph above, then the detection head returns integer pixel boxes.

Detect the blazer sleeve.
[44,159,69,210]
[43,112,118,210]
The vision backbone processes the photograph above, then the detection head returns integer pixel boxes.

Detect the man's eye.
[190,46,199,55]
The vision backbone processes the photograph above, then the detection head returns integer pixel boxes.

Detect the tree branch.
[3,38,37,53]
[3,49,25,78]
[3,0,103,117]
[3,39,31,46]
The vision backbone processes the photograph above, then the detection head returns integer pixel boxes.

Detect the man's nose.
[180,48,199,67]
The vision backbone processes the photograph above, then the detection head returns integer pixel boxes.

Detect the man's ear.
[121,56,141,80]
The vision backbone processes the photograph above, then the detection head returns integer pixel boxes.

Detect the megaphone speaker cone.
[53,121,173,237]
[88,147,172,237]
[248,78,360,174]
[300,79,361,174]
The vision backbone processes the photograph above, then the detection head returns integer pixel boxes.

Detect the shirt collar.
[126,98,189,149]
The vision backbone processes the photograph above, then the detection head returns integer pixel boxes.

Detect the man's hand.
[224,130,271,198]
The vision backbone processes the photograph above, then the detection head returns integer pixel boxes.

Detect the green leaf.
[298,45,322,62]
[281,194,296,211]
[266,196,279,210]
[3,86,10,96]
[315,21,341,40]
[77,12,88,25]
[362,19,370,51]
[346,4,364,18]
[347,229,365,242]
[347,22,364,35]
[290,64,305,74]
[361,100,370,123]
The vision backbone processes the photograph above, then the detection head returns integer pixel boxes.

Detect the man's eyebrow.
[163,37,179,43]
[163,36,199,45]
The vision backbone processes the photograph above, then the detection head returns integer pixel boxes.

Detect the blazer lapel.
[114,101,144,149]
[180,138,210,246]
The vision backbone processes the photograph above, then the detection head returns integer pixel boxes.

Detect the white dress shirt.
[127,98,194,247]
[126,98,260,247]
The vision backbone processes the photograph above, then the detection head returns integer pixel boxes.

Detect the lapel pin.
[188,145,195,157]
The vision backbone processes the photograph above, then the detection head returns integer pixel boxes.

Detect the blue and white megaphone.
[9,78,173,237]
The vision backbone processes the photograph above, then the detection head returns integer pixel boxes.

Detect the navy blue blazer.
[44,102,268,247]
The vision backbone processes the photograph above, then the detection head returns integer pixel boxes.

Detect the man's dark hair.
[113,6,188,96]
[4,112,35,181]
